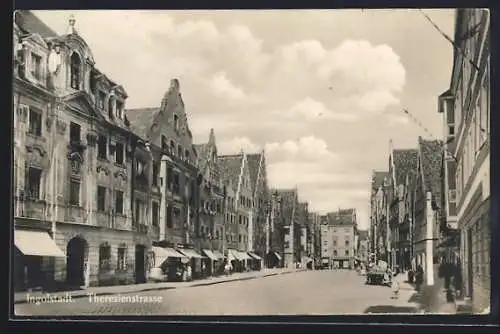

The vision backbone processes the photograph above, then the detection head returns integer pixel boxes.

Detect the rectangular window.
[99,245,111,270]
[345,250,349,256]
[27,167,42,199]
[115,190,124,214]
[115,101,124,119]
[97,186,106,211]
[152,163,159,186]
[152,201,159,226]
[166,205,173,228]
[172,172,180,195]
[30,53,42,80]
[69,122,81,144]
[69,179,80,206]
[115,142,124,165]
[28,107,42,136]
[98,135,107,159]
[117,247,127,271]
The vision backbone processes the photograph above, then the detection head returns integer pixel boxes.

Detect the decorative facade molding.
[96,164,110,176]
[56,119,67,134]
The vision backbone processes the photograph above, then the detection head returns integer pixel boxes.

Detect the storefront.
[247,252,263,270]
[266,251,282,268]
[201,249,218,277]
[148,246,189,282]
[14,228,66,292]
[212,250,225,275]
[176,248,204,279]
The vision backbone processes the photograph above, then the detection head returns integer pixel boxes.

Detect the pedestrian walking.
[391,268,401,299]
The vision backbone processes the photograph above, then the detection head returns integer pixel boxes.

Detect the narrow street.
[15,270,419,316]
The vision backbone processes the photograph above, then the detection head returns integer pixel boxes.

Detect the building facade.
[246,151,269,258]
[387,145,418,270]
[357,230,370,263]
[327,209,358,269]
[217,153,253,254]
[13,11,149,290]
[370,171,389,263]
[445,8,490,312]
[412,137,443,285]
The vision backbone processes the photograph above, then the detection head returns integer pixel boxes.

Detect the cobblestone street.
[15,270,419,316]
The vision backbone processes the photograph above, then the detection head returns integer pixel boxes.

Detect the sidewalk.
[403,281,472,314]
[14,267,306,304]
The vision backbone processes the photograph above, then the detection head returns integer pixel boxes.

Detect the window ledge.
[97,157,109,162]
[114,162,126,168]
[69,204,82,208]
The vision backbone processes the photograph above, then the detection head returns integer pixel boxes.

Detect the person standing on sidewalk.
[415,265,424,292]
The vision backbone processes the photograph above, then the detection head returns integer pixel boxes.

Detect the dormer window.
[108,96,115,119]
[170,140,175,155]
[30,53,42,81]
[177,145,183,159]
[174,114,179,132]
[70,52,81,90]
[116,100,124,119]
[161,135,168,151]
[98,91,106,109]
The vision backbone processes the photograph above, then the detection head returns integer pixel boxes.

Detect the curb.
[15,269,305,305]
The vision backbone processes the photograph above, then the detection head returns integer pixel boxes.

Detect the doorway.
[66,237,88,288]
[135,245,146,284]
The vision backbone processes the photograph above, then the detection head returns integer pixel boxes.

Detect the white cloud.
[278,98,358,122]
[386,114,410,125]
[265,136,337,162]
[218,136,261,155]
[210,72,247,100]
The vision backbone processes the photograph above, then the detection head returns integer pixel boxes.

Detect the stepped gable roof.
[418,137,444,207]
[217,154,244,187]
[327,208,356,226]
[124,107,159,140]
[15,10,58,38]
[393,149,419,186]
[372,171,389,191]
[246,153,262,189]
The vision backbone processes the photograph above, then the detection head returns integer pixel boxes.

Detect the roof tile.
[419,137,444,207]
[125,107,159,139]
[393,149,419,186]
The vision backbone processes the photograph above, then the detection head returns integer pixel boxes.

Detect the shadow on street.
[364,305,418,314]
[407,292,420,303]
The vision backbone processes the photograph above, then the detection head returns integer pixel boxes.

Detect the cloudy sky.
[33,9,455,230]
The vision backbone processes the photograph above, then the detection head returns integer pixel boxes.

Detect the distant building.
[370,171,389,262]
[327,209,358,269]
[297,202,309,265]
[217,153,253,254]
[246,151,269,258]
[412,137,443,279]
[387,144,418,270]
[273,189,299,268]
[307,212,321,262]
[357,230,370,263]
[319,217,333,265]
[193,128,226,272]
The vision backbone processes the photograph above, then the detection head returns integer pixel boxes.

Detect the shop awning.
[247,252,262,260]
[269,251,282,260]
[202,249,218,261]
[212,250,225,259]
[305,257,313,263]
[15,230,65,257]
[177,248,204,259]
[235,250,252,261]
[151,246,188,267]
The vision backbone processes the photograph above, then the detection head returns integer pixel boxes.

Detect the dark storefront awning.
[247,252,262,260]
[15,230,65,257]
[177,248,204,259]
[202,249,218,261]
[268,251,282,260]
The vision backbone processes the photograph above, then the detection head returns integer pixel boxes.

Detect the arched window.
[173,114,179,131]
[108,96,115,119]
[70,52,81,90]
